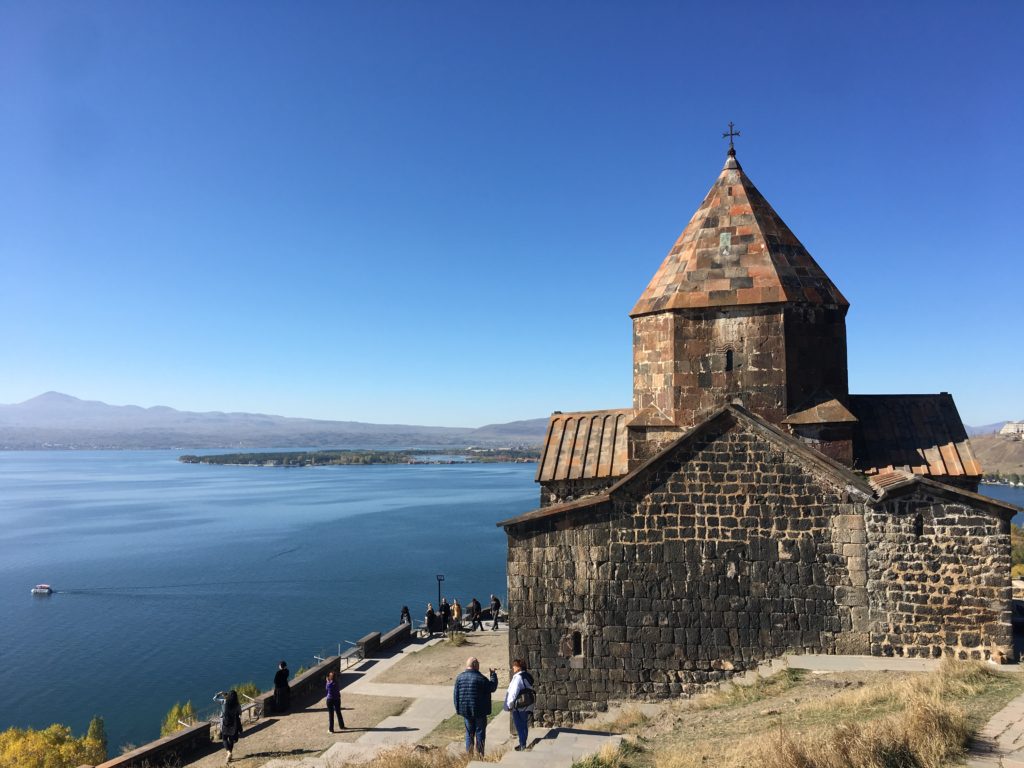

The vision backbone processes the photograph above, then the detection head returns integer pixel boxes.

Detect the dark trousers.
[327,698,344,730]
[512,709,530,748]
[491,611,500,630]
[470,616,483,631]
[463,714,488,754]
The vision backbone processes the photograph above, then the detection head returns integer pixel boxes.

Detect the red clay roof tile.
[631,152,847,316]
[536,409,632,483]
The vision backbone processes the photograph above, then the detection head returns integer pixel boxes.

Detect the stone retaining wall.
[83,622,412,768]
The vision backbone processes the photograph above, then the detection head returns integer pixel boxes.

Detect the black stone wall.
[507,418,863,725]
[866,493,1011,659]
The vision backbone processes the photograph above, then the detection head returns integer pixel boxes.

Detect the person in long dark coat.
[214,689,243,762]
[273,660,290,714]
[425,603,437,636]
[440,598,451,633]
[468,597,483,632]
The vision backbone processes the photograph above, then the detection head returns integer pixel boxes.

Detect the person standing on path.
[469,597,483,632]
[489,594,502,630]
[213,690,243,764]
[425,603,437,636]
[325,670,345,732]
[273,660,290,714]
[440,597,451,633]
[503,658,535,751]
[451,598,463,630]
[453,656,498,756]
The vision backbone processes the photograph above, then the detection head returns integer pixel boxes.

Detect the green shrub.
[160,701,196,736]
[230,681,261,700]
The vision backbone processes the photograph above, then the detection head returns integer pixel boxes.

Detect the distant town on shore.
[179,448,540,466]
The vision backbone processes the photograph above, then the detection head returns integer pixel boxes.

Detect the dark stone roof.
[535,409,631,483]
[631,151,848,317]
[848,394,982,478]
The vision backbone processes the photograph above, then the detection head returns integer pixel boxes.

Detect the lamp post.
[436,574,445,610]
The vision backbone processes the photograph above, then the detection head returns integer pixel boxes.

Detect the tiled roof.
[535,409,632,483]
[848,394,982,478]
[631,150,847,316]
[504,404,873,529]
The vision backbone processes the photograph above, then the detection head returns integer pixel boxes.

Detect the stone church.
[499,144,1019,725]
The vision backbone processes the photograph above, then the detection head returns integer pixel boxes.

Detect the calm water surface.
[0,451,537,749]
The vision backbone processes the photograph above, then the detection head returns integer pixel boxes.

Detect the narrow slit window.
[725,349,734,372]
[913,513,924,538]
[571,631,583,656]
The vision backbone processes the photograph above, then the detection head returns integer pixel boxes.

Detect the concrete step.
[467,729,623,767]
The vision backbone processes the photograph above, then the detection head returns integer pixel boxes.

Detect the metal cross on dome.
[722,121,741,149]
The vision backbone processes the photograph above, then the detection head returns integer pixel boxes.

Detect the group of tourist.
[413,593,503,635]
[210,592,524,763]
[454,655,535,755]
[213,653,535,762]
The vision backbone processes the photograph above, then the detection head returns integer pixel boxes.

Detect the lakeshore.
[4,451,1023,755]
[0,451,536,750]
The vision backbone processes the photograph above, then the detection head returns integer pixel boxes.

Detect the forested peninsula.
[179,448,539,466]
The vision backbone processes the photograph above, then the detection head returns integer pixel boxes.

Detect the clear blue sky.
[1,1,1021,427]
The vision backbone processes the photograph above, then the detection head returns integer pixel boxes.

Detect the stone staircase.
[467,727,624,768]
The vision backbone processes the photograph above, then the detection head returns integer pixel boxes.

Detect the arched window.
[725,349,734,372]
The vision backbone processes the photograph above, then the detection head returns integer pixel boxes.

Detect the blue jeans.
[463,714,487,754]
[512,709,530,748]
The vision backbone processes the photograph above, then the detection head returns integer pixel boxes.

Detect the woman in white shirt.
[503,658,535,751]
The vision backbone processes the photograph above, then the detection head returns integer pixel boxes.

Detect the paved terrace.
[179,635,1024,768]
[184,627,516,768]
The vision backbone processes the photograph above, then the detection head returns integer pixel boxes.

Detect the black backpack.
[513,683,535,710]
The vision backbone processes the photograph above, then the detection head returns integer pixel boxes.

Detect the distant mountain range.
[966,422,1009,437]
[0,392,549,450]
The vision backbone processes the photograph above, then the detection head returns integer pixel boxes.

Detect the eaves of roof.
[869,470,1021,518]
[498,403,874,530]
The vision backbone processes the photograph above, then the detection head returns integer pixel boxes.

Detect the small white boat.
[31,584,53,595]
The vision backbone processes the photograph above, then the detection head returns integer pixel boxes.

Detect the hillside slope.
[971,433,1024,476]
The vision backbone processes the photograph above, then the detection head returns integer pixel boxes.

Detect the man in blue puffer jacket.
[453,656,498,755]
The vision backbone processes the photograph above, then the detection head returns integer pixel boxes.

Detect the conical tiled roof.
[631,150,847,316]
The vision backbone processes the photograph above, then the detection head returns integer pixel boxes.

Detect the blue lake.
[1,452,1022,752]
[0,451,537,750]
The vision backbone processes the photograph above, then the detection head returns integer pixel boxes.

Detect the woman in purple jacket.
[325,670,345,732]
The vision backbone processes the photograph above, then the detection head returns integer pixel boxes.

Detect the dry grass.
[689,667,806,710]
[572,740,647,768]
[352,744,505,768]
[649,660,1021,768]
[603,707,651,732]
